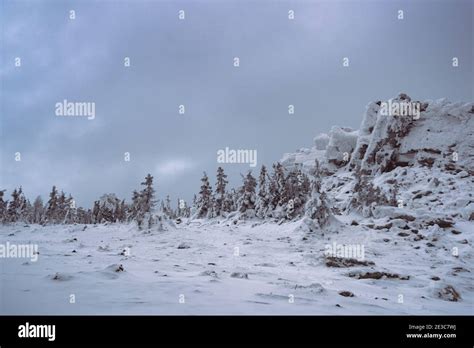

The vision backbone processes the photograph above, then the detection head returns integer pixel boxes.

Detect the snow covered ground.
[1,215,472,315]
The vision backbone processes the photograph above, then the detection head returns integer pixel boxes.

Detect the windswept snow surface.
[1,217,472,315]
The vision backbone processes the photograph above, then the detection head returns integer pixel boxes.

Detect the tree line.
[0,161,334,228]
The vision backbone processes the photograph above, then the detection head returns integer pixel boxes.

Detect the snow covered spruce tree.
[223,190,235,213]
[135,174,156,229]
[128,190,140,222]
[196,172,213,218]
[45,186,59,223]
[114,199,127,223]
[57,191,67,222]
[128,174,157,228]
[55,191,74,224]
[256,165,270,218]
[305,160,331,228]
[4,187,36,224]
[238,171,257,218]
[92,199,101,223]
[6,188,22,222]
[62,194,75,224]
[214,166,228,216]
[267,162,286,217]
[284,166,311,220]
[32,196,45,224]
[0,190,7,222]
[92,194,124,223]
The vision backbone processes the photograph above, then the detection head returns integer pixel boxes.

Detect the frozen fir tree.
[7,188,20,222]
[305,160,331,228]
[256,165,270,218]
[32,196,44,224]
[268,162,286,216]
[135,174,156,229]
[8,187,28,223]
[238,171,257,217]
[56,191,65,222]
[92,200,101,223]
[97,194,120,223]
[129,190,140,222]
[63,194,76,224]
[197,172,213,218]
[0,190,7,222]
[46,186,58,223]
[140,174,156,214]
[214,166,228,216]
[223,190,235,213]
[114,199,127,223]
[284,166,310,220]
[6,188,20,222]
[56,191,71,224]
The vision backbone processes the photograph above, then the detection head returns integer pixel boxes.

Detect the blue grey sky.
[1,0,472,207]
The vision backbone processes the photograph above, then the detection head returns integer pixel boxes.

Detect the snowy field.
[1,216,472,315]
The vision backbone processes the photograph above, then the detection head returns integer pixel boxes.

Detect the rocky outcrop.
[281,93,474,177]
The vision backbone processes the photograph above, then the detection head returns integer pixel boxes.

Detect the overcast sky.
[1,0,472,207]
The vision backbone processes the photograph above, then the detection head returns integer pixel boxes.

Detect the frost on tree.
[0,190,7,222]
[129,174,156,229]
[32,196,45,224]
[267,162,286,218]
[283,165,310,220]
[214,166,228,216]
[256,165,270,218]
[196,172,213,218]
[238,171,257,218]
[305,160,331,228]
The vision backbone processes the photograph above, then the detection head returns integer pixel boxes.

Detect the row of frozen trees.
[0,161,332,229]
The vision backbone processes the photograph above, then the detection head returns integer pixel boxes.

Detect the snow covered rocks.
[282,93,473,178]
[438,285,461,302]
